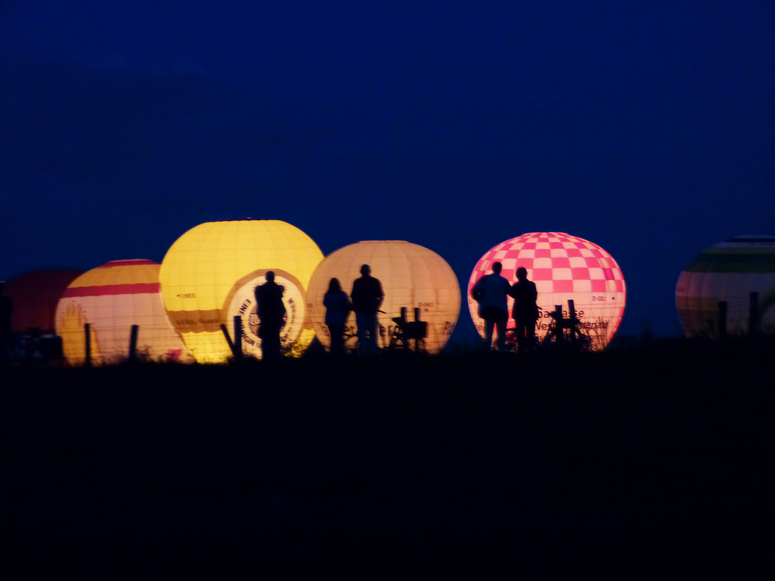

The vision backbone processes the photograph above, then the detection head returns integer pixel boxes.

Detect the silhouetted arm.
[471,277,483,301]
[507,282,517,298]
[376,280,384,310]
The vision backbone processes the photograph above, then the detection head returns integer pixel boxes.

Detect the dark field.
[2,341,774,574]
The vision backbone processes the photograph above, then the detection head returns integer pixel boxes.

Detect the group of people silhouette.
[2,263,536,364]
[253,264,384,358]
[470,262,539,353]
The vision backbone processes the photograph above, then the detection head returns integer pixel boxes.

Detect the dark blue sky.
[2,0,774,341]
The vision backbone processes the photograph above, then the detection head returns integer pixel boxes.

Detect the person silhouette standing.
[323,277,352,356]
[509,267,539,353]
[350,264,384,355]
[471,262,511,352]
[254,271,286,360]
[0,282,12,367]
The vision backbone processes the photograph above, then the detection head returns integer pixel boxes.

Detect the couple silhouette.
[471,262,538,353]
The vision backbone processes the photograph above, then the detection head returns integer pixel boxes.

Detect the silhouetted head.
[492,262,502,274]
[327,278,342,293]
[516,267,527,281]
[266,271,275,282]
[360,264,371,276]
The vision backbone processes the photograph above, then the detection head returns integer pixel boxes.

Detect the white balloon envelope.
[675,236,775,337]
[55,260,186,364]
[306,241,461,354]
[468,232,626,350]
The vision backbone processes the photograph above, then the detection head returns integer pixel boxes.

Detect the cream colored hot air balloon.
[55,260,186,364]
[159,220,324,362]
[306,240,461,354]
[468,232,626,350]
[676,236,775,337]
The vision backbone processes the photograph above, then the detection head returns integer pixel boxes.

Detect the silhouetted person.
[509,266,539,353]
[254,271,286,360]
[324,277,352,356]
[471,262,511,352]
[350,264,384,355]
[0,282,12,367]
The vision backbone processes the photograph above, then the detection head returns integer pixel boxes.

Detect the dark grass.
[2,340,775,574]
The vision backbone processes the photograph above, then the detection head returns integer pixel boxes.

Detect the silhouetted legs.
[356,312,379,355]
[0,329,12,368]
[260,324,282,360]
[328,324,344,356]
[516,320,536,353]
[484,317,507,352]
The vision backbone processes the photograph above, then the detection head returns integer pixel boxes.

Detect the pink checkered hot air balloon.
[468,232,626,350]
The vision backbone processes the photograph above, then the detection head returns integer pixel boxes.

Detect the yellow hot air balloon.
[55,260,186,364]
[159,220,324,362]
[306,241,461,354]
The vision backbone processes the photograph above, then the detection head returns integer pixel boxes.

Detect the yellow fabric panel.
[159,220,324,362]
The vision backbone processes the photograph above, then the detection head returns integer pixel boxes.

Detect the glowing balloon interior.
[306,240,461,354]
[676,236,775,337]
[159,220,324,362]
[55,260,186,364]
[468,232,626,350]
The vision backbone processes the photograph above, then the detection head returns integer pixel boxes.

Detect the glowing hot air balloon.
[6,268,83,333]
[676,236,775,337]
[306,240,461,354]
[468,232,626,350]
[159,220,324,362]
[55,260,186,364]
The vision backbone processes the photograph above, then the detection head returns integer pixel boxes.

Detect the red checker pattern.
[467,232,627,350]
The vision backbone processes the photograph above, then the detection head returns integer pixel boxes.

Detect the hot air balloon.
[306,240,461,354]
[468,232,626,350]
[55,260,186,364]
[159,220,324,362]
[675,236,775,338]
[6,268,83,333]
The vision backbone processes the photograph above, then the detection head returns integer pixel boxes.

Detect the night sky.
[2,1,774,343]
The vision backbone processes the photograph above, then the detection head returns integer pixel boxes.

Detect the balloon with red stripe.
[468,232,626,350]
[55,259,186,364]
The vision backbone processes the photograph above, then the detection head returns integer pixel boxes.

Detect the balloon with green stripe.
[675,236,775,338]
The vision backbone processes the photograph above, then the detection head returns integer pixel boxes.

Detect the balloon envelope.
[468,232,626,350]
[159,220,324,362]
[675,236,775,337]
[306,240,461,354]
[55,260,186,364]
[6,268,83,333]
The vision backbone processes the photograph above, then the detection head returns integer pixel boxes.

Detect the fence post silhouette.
[553,306,563,343]
[568,300,577,347]
[718,301,727,339]
[84,323,91,366]
[233,316,243,361]
[749,292,759,337]
[129,324,139,362]
[220,323,235,357]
